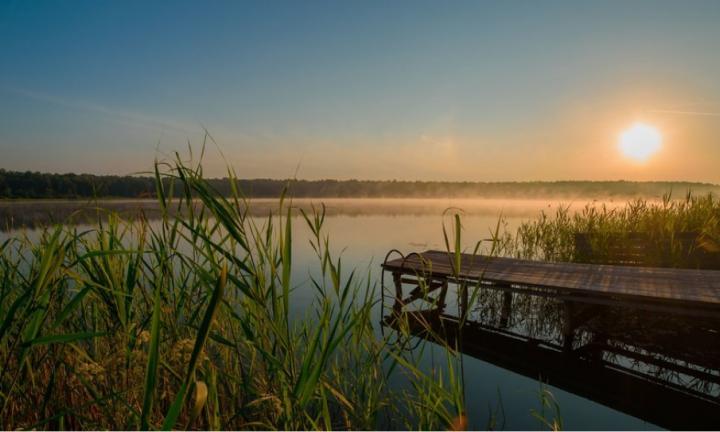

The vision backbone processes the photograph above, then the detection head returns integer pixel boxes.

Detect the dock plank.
[382,250,720,309]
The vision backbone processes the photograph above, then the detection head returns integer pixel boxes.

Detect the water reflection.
[384,286,720,430]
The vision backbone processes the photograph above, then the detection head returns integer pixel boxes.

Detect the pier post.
[563,301,576,351]
[499,291,513,328]
[459,282,469,323]
[392,271,403,314]
[437,278,449,312]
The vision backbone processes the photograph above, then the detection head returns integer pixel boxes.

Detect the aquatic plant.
[0,150,469,430]
[499,192,720,268]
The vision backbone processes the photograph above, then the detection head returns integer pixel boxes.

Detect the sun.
[618,123,662,162]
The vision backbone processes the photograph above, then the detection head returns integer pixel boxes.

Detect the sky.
[1,0,719,181]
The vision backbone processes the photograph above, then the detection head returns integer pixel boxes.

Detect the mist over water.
[0,197,639,231]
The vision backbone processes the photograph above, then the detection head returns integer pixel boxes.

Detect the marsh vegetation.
[0,156,477,430]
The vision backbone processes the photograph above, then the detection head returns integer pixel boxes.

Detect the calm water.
[293,201,655,430]
[0,198,679,430]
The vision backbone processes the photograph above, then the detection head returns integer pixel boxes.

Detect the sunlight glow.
[618,123,662,162]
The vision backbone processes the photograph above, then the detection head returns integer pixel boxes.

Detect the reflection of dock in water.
[382,250,720,430]
[384,310,720,430]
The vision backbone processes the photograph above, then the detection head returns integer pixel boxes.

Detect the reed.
[0,152,470,430]
[496,192,720,266]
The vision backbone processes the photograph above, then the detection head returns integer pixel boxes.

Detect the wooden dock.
[382,249,720,428]
[382,250,720,317]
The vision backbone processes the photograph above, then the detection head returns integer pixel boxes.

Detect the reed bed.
[494,192,720,266]
[0,155,469,431]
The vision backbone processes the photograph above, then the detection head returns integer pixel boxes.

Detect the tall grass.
[0,153,468,430]
[494,192,720,266]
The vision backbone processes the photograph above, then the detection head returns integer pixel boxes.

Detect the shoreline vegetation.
[1,168,718,200]
[1,154,719,429]
[0,156,479,430]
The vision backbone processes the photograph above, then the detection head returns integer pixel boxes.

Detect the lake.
[1,197,704,430]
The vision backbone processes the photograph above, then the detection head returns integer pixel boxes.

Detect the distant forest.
[1,169,718,199]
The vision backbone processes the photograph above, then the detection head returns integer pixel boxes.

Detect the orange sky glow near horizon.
[2,2,719,183]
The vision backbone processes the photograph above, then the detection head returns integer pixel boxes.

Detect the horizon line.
[1,167,719,187]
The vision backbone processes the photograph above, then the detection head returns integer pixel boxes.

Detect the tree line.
[0,169,717,199]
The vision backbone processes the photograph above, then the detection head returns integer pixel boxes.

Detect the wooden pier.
[381,249,720,429]
[382,250,720,318]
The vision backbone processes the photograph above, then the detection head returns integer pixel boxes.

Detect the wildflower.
[138,330,151,343]
[75,360,106,384]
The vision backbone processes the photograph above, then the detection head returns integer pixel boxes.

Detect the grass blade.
[141,283,163,430]
[162,264,226,430]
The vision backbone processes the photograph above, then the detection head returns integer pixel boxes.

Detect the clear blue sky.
[2,0,719,181]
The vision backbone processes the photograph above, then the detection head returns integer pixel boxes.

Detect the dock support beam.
[437,278,449,312]
[500,291,513,328]
[459,282,469,323]
[563,301,576,351]
[392,271,403,314]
